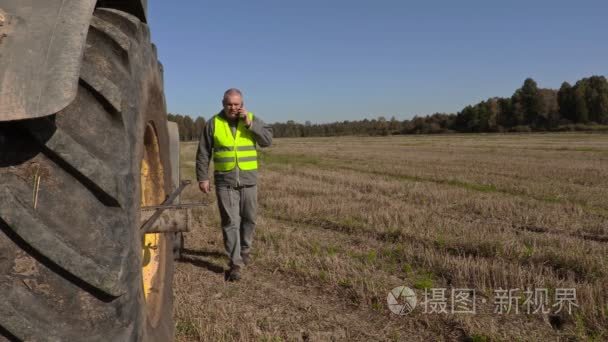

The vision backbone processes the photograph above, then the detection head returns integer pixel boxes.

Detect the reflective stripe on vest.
[213,113,258,171]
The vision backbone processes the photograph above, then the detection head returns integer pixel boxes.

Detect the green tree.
[510,91,526,126]
[573,85,589,123]
[182,115,194,141]
[586,76,608,123]
[497,97,513,128]
[538,89,559,128]
[558,82,574,122]
[520,78,543,126]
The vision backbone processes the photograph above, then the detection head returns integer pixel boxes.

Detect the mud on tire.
[0,8,174,342]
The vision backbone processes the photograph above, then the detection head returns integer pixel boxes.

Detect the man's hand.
[238,107,252,127]
[199,180,210,193]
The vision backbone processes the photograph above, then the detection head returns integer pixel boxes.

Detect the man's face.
[223,94,243,120]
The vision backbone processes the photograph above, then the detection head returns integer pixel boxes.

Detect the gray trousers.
[215,185,257,267]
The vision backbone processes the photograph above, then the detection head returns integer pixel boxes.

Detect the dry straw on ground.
[174,133,607,341]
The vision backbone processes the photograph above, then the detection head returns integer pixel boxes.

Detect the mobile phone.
[239,102,245,119]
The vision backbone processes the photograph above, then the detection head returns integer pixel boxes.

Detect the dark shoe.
[242,253,251,266]
[227,265,241,282]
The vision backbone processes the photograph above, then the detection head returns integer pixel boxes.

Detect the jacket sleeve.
[248,115,273,148]
[195,118,214,182]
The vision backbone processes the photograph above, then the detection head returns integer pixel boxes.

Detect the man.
[196,88,273,281]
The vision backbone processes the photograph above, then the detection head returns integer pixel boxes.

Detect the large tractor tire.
[0,8,174,341]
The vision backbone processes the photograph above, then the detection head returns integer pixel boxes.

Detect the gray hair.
[223,88,243,103]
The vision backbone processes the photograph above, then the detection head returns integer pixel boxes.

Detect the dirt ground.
[173,133,607,341]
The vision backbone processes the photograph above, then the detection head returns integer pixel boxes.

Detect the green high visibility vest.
[213,112,258,172]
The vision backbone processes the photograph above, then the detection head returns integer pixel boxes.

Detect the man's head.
[222,88,243,120]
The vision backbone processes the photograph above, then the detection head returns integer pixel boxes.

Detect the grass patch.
[259,337,285,342]
[468,334,490,342]
[261,151,600,210]
[379,228,403,242]
[401,263,413,275]
[349,250,378,265]
[413,273,434,290]
[337,278,353,289]
[177,134,608,340]
[259,151,322,166]
[445,179,498,193]
[175,319,200,340]
[326,244,340,257]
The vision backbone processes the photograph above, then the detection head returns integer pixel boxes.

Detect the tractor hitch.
[140,180,209,234]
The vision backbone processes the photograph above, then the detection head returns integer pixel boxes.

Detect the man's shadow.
[181,248,226,258]
[177,248,226,274]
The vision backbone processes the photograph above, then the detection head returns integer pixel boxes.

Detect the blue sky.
[147,0,608,124]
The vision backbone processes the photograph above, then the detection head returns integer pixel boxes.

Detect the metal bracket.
[139,180,209,234]
[141,207,190,234]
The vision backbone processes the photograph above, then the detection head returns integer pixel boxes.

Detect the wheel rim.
[140,123,166,322]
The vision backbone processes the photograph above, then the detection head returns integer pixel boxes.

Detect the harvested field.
[174,133,608,341]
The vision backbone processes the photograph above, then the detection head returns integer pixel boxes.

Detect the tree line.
[167,114,205,141]
[453,75,608,133]
[168,75,608,140]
